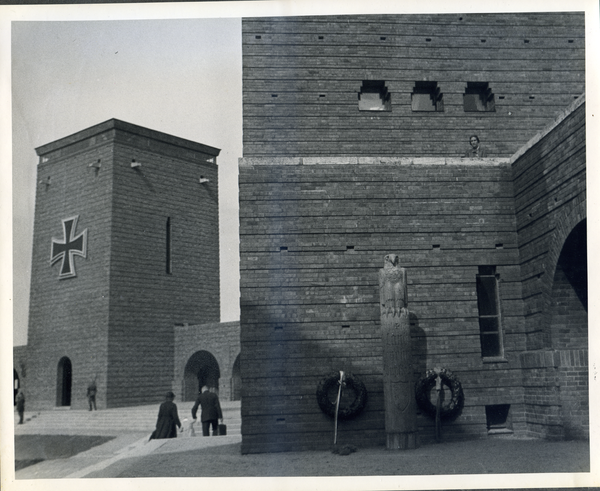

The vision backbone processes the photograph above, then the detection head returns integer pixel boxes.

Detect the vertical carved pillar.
[379,254,418,449]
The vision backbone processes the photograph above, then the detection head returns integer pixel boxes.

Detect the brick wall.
[511,97,586,350]
[27,120,221,409]
[519,350,562,438]
[106,129,220,407]
[512,98,587,438]
[26,135,114,410]
[550,265,587,349]
[173,321,241,402]
[242,13,584,158]
[558,349,589,439]
[238,13,587,452]
[238,157,526,452]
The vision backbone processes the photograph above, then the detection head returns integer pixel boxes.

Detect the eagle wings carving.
[379,254,408,316]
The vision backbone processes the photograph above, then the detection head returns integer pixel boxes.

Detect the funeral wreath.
[415,368,464,421]
[316,371,368,420]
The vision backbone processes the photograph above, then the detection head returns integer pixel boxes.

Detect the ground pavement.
[9,401,595,486]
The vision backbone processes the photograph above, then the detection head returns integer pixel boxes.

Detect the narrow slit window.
[411,81,444,112]
[476,266,504,358]
[358,80,391,112]
[166,217,172,274]
[463,82,496,112]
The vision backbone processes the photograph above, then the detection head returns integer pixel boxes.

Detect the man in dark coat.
[150,391,181,440]
[87,381,97,411]
[192,386,223,436]
[15,389,25,424]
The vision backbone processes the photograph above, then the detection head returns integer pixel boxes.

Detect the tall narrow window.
[166,217,172,274]
[358,81,391,111]
[463,82,495,112]
[476,266,504,358]
[411,81,444,112]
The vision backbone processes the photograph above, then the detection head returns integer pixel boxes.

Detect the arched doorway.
[14,369,20,405]
[231,354,241,401]
[183,351,220,401]
[56,357,72,406]
[549,219,588,438]
[550,219,587,347]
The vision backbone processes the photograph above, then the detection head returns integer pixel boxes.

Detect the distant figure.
[192,386,223,436]
[16,389,25,424]
[463,135,487,158]
[87,381,97,411]
[150,391,182,440]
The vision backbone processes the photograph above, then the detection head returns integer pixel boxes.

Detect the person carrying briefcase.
[191,386,223,436]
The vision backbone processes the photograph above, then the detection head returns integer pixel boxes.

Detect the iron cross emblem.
[50,216,88,279]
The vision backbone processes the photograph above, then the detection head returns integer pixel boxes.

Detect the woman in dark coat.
[150,391,181,440]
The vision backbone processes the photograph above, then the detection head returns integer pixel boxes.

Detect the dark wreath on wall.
[316,372,368,420]
[415,368,464,421]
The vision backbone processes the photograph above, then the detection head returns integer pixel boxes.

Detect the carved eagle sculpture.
[379,254,408,317]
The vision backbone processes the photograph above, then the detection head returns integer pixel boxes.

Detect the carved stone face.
[384,254,399,267]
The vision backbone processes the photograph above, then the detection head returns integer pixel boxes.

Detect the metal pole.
[333,371,345,445]
[435,373,442,443]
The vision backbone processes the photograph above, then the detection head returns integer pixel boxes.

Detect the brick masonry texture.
[239,13,587,453]
[513,98,587,439]
[24,119,223,410]
[239,158,527,452]
[242,13,584,158]
[174,321,241,402]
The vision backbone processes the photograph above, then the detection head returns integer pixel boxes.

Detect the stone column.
[379,254,418,449]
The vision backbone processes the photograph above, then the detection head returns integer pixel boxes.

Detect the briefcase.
[218,423,227,436]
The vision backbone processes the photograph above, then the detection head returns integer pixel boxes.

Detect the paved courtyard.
[9,405,595,490]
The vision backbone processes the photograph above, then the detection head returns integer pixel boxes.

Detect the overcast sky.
[11,17,243,346]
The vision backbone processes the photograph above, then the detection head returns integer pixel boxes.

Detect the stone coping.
[239,156,510,167]
[36,118,221,158]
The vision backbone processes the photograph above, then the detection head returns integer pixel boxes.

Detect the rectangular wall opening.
[166,217,172,274]
[476,265,504,359]
[412,81,444,112]
[485,404,512,434]
[358,80,391,111]
[464,82,495,112]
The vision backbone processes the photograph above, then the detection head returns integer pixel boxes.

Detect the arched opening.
[550,219,587,349]
[14,369,20,405]
[549,219,588,438]
[231,354,242,401]
[183,350,220,402]
[56,357,72,406]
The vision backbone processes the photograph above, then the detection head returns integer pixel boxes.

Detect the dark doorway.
[56,357,72,406]
[556,219,587,310]
[183,351,220,401]
[14,369,20,405]
[550,219,587,349]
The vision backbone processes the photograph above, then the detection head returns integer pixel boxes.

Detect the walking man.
[15,389,25,424]
[191,386,223,436]
[87,381,97,411]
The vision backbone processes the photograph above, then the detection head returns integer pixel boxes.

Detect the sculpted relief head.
[384,254,399,268]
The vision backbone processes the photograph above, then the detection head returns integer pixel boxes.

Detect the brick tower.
[26,119,221,409]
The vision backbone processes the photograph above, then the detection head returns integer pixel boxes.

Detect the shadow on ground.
[15,435,114,470]
[94,438,589,478]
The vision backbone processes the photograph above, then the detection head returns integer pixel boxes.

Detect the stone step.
[14,401,241,436]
